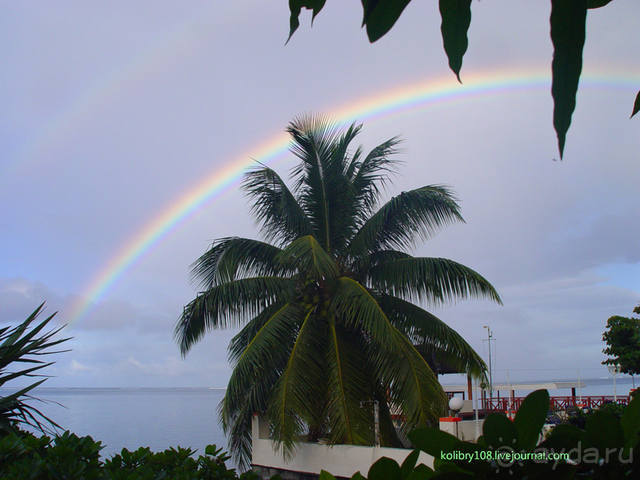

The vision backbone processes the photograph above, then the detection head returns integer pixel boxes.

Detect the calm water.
[11,388,227,460]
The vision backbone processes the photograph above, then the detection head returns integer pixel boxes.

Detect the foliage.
[602,304,640,376]
[176,116,501,467]
[0,303,70,435]
[285,0,638,159]
[321,389,640,479]
[0,429,262,480]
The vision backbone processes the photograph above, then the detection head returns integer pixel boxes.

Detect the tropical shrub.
[0,303,70,434]
[175,116,501,467]
[0,429,262,480]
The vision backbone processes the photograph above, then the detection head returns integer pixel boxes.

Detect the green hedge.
[0,429,262,480]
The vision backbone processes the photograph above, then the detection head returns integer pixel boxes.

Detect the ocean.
[11,387,228,460]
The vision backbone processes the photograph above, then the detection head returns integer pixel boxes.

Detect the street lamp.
[483,326,494,401]
[607,364,621,402]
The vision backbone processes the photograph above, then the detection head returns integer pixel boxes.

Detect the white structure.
[251,415,434,478]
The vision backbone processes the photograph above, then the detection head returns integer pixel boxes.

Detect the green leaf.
[631,90,640,119]
[319,470,337,480]
[483,413,518,450]
[585,410,624,452]
[405,464,436,480]
[362,0,412,43]
[242,166,312,244]
[324,322,373,445]
[277,235,339,279]
[409,428,459,458]
[175,276,295,354]
[349,185,464,255]
[267,307,325,455]
[368,456,402,480]
[439,0,472,83]
[550,0,587,158]
[191,237,287,287]
[400,449,420,478]
[622,395,640,446]
[587,0,614,8]
[542,423,584,452]
[350,473,367,480]
[378,295,487,378]
[287,0,327,42]
[513,389,549,449]
[369,257,502,306]
[331,277,447,426]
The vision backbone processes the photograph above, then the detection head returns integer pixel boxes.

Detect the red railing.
[480,395,630,412]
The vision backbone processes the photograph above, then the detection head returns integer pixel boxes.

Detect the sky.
[1,0,639,389]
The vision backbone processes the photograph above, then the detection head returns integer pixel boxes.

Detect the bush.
[0,428,264,480]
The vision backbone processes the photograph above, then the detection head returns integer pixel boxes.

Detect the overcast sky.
[1,1,639,389]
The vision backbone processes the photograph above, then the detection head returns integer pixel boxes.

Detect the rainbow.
[67,68,640,323]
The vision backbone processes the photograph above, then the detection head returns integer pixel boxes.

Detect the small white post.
[474,380,480,440]
[373,400,380,447]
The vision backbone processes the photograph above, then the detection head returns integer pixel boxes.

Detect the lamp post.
[608,364,621,402]
[483,326,494,401]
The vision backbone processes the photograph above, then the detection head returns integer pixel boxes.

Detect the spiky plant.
[175,116,501,467]
[0,303,70,434]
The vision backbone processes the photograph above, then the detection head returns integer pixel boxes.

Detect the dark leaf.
[483,413,518,449]
[405,464,436,480]
[367,456,402,480]
[513,389,549,450]
[439,0,472,82]
[409,428,459,457]
[542,423,584,452]
[550,0,587,158]
[319,470,337,480]
[362,0,412,43]
[587,0,614,8]
[400,449,419,478]
[631,90,640,118]
[622,395,640,447]
[585,410,625,453]
[287,0,327,42]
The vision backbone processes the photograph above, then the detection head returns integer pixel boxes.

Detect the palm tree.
[175,116,501,467]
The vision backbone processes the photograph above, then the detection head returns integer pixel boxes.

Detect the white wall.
[251,415,434,478]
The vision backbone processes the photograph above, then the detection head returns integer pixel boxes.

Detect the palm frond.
[350,249,412,280]
[227,302,287,364]
[267,306,325,457]
[191,237,289,288]
[325,321,373,445]
[174,277,295,355]
[277,235,339,280]
[330,277,446,427]
[242,166,312,244]
[349,185,464,255]
[222,303,305,469]
[349,136,402,222]
[377,294,487,378]
[374,331,447,429]
[287,115,341,252]
[368,257,502,305]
